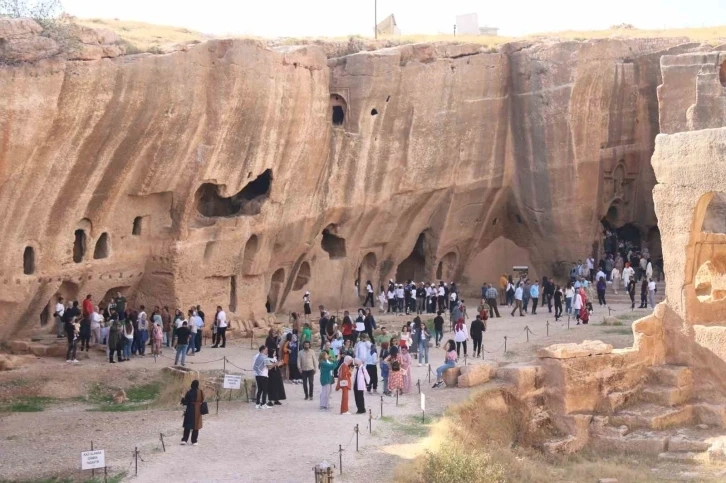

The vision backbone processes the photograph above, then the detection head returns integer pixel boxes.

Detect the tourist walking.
[470,315,485,358]
[55,296,65,338]
[628,278,637,309]
[433,311,444,347]
[108,320,123,363]
[180,380,205,446]
[303,291,312,320]
[366,344,379,393]
[511,283,524,317]
[253,346,272,408]
[639,279,648,308]
[267,349,286,406]
[611,266,621,294]
[564,282,574,314]
[319,351,337,410]
[432,340,457,388]
[363,280,374,308]
[453,319,468,357]
[211,306,227,348]
[123,320,134,361]
[298,341,318,400]
[353,358,370,414]
[596,277,607,306]
[174,321,191,366]
[151,322,163,356]
[530,281,540,314]
[485,284,500,317]
[417,321,431,365]
[648,278,657,308]
[385,346,403,396]
[554,286,563,320]
[336,355,353,414]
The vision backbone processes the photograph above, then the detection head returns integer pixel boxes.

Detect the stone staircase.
[590,364,726,462]
[601,280,666,307]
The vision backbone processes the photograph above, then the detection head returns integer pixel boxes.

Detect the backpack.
[390,358,401,371]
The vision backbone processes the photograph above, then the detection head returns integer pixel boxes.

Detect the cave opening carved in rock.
[702,192,726,233]
[42,280,80,326]
[196,170,272,217]
[132,216,146,236]
[73,229,87,263]
[23,246,35,275]
[242,235,259,274]
[396,232,428,282]
[357,252,378,294]
[331,94,347,126]
[93,233,110,259]
[436,252,457,280]
[293,261,311,291]
[230,276,237,312]
[267,268,285,313]
[321,226,347,259]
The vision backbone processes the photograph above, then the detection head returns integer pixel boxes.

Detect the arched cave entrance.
[93,233,110,259]
[321,225,346,259]
[396,232,428,282]
[293,261,311,291]
[242,235,259,274]
[357,252,378,295]
[267,268,285,313]
[435,252,458,281]
[196,170,272,217]
[43,280,81,326]
[73,229,87,263]
[23,246,35,275]
[132,216,145,236]
[330,94,347,126]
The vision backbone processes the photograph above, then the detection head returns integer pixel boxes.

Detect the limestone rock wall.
[0,19,700,338]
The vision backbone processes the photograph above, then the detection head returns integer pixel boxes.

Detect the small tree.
[0,0,80,56]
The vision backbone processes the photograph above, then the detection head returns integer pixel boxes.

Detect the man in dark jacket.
[470,315,486,358]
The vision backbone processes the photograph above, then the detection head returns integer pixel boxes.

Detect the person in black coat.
[267,349,287,405]
[181,380,204,445]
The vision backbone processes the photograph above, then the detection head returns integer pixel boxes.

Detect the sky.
[62,0,726,38]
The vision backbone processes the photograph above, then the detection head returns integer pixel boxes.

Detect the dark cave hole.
[23,246,35,275]
[73,229,87,263]
[321,226,347,259]
[196,169,272,217]
[371,108,378,116]
[93,233,110,259]
[332,106,345,126]
[396,232,427,282]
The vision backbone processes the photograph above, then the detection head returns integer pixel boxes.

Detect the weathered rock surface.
[537,340,613,359]
[0,31,702,340]
[457,363,496,388]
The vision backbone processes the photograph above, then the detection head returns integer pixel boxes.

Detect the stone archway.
[267,268,285,313]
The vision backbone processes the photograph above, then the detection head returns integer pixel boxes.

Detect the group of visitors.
[54,292,233,366]
[356,279,463,315]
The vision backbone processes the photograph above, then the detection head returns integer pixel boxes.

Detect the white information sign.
[420,393,426,411]
[81,449,105,470]
[223,374,242,390]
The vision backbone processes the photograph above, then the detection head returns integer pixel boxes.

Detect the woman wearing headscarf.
[353,358,370,414]
[181,380,205,445]
[267,348,286,406]
[108,320,123,363]
[303,291,312,322]
[578,288,590,325]
[336,355,353,415]
[288,333,302,384]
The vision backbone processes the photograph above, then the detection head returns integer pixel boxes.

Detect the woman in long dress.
[336,356,353,414]
[401,346,413,394]
[385,347,404,396]
[288,333,302,383]
[267,349,286,405]
[181,380,205,445]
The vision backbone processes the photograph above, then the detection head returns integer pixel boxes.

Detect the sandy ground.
[0,295,653,482]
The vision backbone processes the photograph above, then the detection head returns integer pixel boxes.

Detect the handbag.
[200,401,209,415]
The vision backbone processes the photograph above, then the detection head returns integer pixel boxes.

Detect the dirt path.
[0,298,649,482]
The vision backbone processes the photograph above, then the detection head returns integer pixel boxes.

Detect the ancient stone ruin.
[0,17,722,352]
[443,49,726,462]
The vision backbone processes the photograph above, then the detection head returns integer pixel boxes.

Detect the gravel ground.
[0,298,648,482]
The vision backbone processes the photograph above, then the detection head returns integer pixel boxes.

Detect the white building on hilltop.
[456,13,498,36]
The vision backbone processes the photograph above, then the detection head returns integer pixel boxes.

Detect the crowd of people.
[53,292,233,365]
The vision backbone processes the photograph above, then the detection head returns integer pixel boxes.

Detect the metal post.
[91,441,94,477]
[504,335,507,353]
[160,433,166,452]
[417,379,420,394]
[428,364,431,383]
[104,466,107,483]
[380,395,383,417]
[453,24,457,36]
[216,394,219,415]
[223,356,226,373]
[422,409,425,424]
[339,444,343,475]
[134,447,138,476]
[546,320,549,336]
[526,326,529,343]
[355,424,359,452]
[568,317,570,330]
[244,379,249,403]
[369,409,372,433]
[464,354,467,366]
[396,391,399,406]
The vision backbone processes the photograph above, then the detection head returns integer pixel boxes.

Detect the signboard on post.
[223,374,242,390]
[81,449,105,470]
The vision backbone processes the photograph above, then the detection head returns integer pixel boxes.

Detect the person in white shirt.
[377,288,387,313]
[395,285,405,313]
[136,305,149,356]
[363,280,374,308]
[511,284,524,317]
[647,279,657,309]
[586,257,595,281]
[611,267,621,294]
[354,334,372,362]
[55,296,65,338]
[573,290,584,324]
[622,263,635,288]
[212,306,227,348]
[595,269,606,283]
[387,287,395,313]
[437,284,446,312]
[187,309,199,356]
[91,306,103,346]
[453,320,469,357]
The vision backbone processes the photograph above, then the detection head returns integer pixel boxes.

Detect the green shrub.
[422,442,507,483]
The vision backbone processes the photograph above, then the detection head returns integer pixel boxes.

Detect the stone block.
[28,344,48,357]
[442,367,461,387]
[537,340,613,359]
[610,403,694,430]
[669,436,710,453]
[640,385,692,406]
[457,363,495,388]
[9,340,29,353]
[694,403,726,427]
[496,363,539,397]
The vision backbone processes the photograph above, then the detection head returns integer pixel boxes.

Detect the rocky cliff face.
[0,18,704,338]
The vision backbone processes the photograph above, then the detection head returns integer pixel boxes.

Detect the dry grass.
[75,18,211,52]
[73,19,726,56]
[394,387,663,483]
